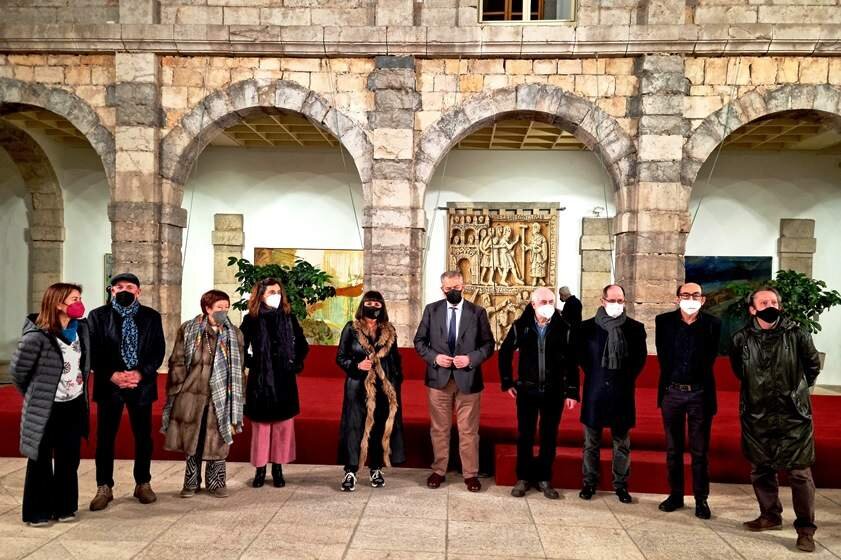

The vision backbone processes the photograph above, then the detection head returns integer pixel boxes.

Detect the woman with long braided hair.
[335,291,405,491]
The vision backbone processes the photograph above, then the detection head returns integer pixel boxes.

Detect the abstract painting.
[685,255,772,353]
[254,248,364,345]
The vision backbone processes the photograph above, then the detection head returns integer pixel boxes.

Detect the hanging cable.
[689,57,743,230]
[322,39,364,250]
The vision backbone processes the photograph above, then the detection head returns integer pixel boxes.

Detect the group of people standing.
[10,269,822,552]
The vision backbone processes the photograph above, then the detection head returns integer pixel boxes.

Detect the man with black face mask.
[730,287,821,553]
[87,273,165,511]
[414,271,494,492]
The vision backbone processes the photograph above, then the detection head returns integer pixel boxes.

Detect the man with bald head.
[498,287,578,499]
[655,283,721,519]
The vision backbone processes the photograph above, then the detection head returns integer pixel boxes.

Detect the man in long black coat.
[559,286,582,328]
[576,284,647,504]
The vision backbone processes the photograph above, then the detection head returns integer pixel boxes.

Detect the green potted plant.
[227,256,337,322]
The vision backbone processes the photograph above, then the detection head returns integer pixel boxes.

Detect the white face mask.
[679,299,702,315]
[605,302,625,318]
[265,293,282,309]
[536,304,555,320]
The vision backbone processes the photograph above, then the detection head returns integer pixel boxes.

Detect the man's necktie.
[447,306,457,356]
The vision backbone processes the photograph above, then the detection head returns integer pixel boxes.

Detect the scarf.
[62,319,78,343]
[594,306,628,370]
[255,306,295,400]
[355,320,399,469]
[112,299,140,369]
[161,315,244,445]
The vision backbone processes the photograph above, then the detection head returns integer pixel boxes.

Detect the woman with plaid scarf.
[162,290,245,498]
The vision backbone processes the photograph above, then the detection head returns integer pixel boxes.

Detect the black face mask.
[755,306,781,323]
[362,306,382,319]
[114,291,136,307]
[445,290,463,305]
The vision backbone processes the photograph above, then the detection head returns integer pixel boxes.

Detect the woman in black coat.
[241,277,309,488]
[335,291,405,492]
[10,283,90,526]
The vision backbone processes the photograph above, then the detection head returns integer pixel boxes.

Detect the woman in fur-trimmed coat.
[335,291,405,492]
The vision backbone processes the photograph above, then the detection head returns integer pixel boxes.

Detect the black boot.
[252,466,266,488]
[272,464,285,488]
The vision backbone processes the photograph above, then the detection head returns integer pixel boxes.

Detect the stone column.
[778,219,816,277]
[213,214,244,325]
[29,228,63,313]
[579,217,612,319]
[111,51,185,346]
[615,54,690,342]
[366,55,425,346]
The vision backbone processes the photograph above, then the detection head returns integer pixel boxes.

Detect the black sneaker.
[579,485,596,500]
[341,471,357,492]
[370,469,385,488]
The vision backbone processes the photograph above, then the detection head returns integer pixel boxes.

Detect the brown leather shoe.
[743,516,782,532]
[427,472,445,489]
[465,477,482,492]
[89,485,113,511]
[133,483,157,504]
[797,533,816,553]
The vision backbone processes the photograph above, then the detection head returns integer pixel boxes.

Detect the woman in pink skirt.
[241,278,309,488]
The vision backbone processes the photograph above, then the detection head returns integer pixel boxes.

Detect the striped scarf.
[168,315,244,445]
[112,299,140,369]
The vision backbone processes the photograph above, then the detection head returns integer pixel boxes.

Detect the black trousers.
[751,464,816,534]
[515,388,563,482]
[345,388,388,473]
[22,396,85,523]
[661,388,712,499]
[95,397,153,487]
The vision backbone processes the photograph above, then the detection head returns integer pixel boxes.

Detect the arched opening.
[0,106,111,366]
[417,85,636,329]
[685,103,841,385]
[161,80,373,346]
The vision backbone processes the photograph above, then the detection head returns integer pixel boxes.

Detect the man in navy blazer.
[414,271,494,492]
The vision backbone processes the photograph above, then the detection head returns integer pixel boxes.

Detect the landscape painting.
[254,248,364,346]
[684,256,772,354]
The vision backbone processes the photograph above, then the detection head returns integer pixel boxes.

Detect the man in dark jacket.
[87,273,165,511]
[559,286,582,328]
[499,287,578,499]
[414,271,494,492]
[655,282,721,520]
[729,287,821,553]
[576,284,647,503]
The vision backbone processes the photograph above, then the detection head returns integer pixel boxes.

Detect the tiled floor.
[0,458,838,559]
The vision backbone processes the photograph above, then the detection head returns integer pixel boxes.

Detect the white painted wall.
[180,146,364,319]
[0,149,29,360]
[688,151,841,385]
[0,132,110,361]
[422,149,615,305]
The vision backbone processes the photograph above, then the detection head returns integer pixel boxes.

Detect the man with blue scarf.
[87,273,165,511]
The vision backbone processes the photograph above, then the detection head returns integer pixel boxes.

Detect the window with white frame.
[480,0,575,22]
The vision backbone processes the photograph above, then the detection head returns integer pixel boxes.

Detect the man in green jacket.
[729,287,821,553]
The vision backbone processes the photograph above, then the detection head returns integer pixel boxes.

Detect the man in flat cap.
[87,273,165,511]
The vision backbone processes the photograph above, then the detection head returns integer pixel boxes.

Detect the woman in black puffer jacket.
[11,283,90,526]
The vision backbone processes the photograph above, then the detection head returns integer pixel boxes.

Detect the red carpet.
[1,346,839,490]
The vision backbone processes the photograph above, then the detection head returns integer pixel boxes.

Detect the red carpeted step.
[494,444,691,495]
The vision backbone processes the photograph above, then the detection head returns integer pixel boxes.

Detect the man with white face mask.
[498,287,579,499]
[576,284,647,503]
[654,283,721,520]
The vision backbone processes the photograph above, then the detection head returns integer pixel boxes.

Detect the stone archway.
[0,78,115,189]
[160,78,374,204]
[682,84,841,188]
[158,79,375,338]
[0,121,64,312]
[415,83,638,198]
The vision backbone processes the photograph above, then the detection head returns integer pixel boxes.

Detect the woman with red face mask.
[10,283,91,526]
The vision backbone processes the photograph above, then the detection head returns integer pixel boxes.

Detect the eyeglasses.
[603,298,625,304]
[442,286,464,292]
[678,293,703,300]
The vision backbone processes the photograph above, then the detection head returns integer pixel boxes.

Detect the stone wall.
[2,0,119,24]
[159,0,377,26]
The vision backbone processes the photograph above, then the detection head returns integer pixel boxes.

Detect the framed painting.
[254,248,364,345]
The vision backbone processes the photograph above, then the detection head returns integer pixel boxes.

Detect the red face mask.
[66,301,85,319]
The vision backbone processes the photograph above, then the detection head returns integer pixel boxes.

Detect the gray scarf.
[594,306,628,370]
